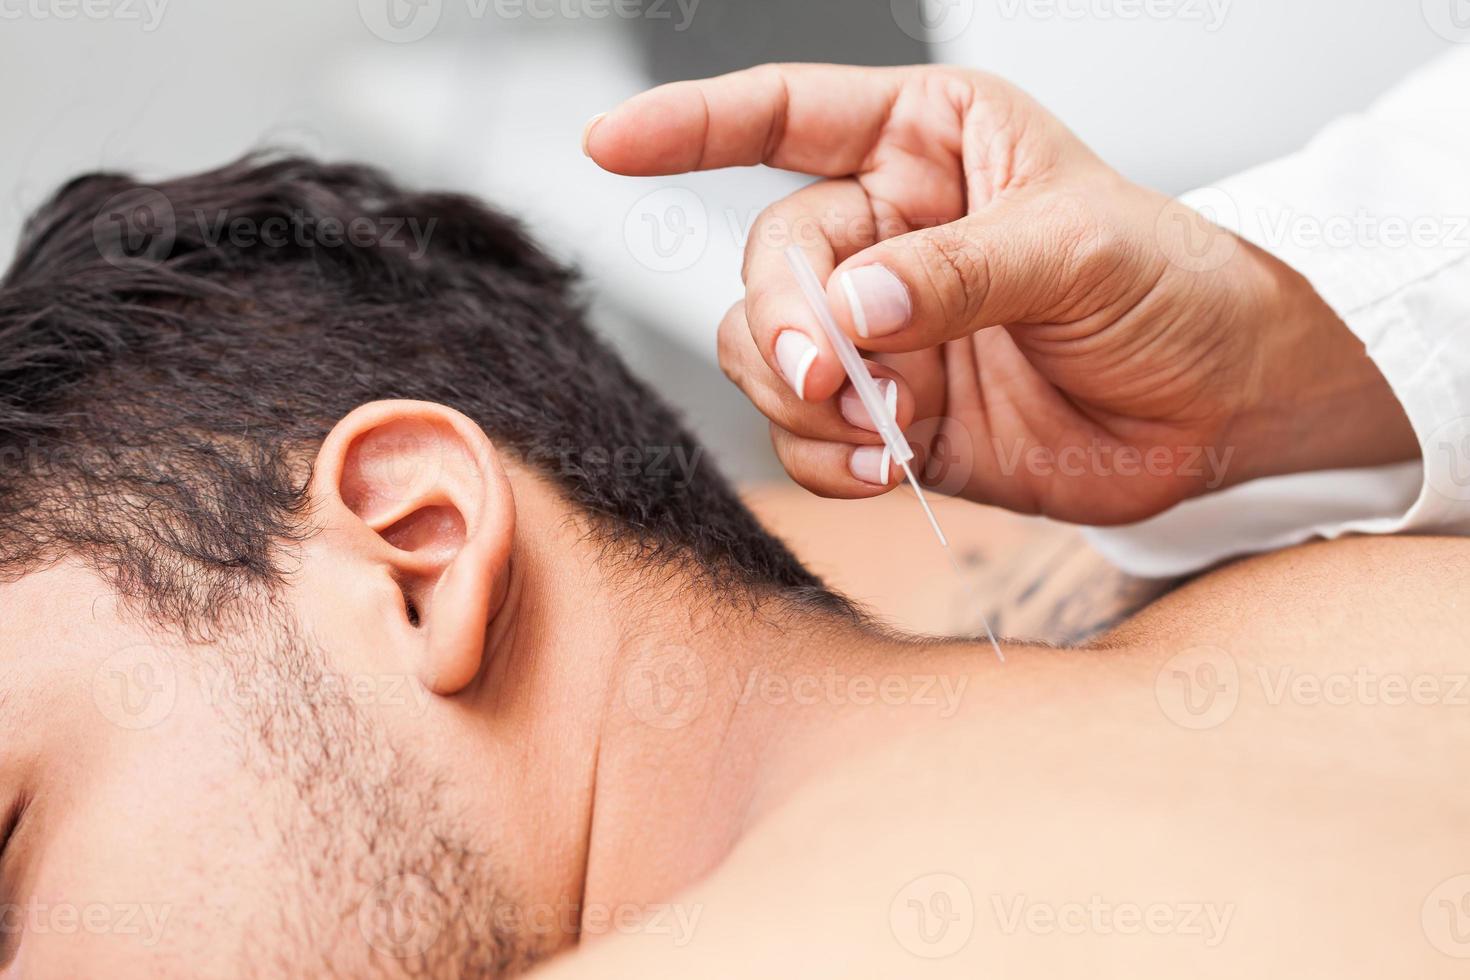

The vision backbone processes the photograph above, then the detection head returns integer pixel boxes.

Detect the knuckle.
[914,65,1027,139]
[754,199,808,256]
[716,345,739,386]
[1059,201,1122,278]
[715,306,744,380]
[764,388,815,433]
[743,204,786,277]
[1045,194,1134,307]
[915,227,991,325]
[768,421,795,460]
[745,63,786,89]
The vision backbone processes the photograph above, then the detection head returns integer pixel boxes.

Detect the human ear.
[309,400,515,695]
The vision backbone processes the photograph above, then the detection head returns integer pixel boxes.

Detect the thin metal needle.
[900,461,1005,663]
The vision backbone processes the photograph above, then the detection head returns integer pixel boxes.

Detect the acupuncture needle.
[784,246,1005,662]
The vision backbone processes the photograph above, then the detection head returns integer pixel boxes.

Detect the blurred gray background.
[0,0,1455,480]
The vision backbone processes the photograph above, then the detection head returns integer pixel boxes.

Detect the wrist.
[1220,244,1418,486]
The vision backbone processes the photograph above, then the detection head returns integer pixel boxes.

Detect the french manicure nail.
[774,330,819,400]
[840,379,897,431]
[581,112,607,157]
[840,265,911,338]
[850,444,892,486]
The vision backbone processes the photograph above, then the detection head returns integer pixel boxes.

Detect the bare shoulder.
[532,536,1470,980]
[1097,535,1470,659]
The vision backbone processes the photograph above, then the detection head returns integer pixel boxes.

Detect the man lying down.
[0,156,1464,978]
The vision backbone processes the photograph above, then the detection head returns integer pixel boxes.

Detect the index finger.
[584,63,910,178]
[743,178,878,403]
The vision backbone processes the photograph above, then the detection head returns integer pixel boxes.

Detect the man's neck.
[578,595,970,916]
[499,479,992,936]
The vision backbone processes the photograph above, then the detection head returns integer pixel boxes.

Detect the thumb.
[826,199,1066,352]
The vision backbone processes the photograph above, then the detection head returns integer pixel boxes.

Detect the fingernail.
[581,112,607,157]
[840,379,897,431]
[774,330,819,400]
[850,444,892,486]
[840,265,911,338]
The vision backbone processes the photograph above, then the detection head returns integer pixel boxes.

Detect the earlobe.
[311,400,516,696]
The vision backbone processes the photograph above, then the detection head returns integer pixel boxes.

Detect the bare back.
[541,536,1470,978]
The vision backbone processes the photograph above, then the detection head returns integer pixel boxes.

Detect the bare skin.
[1,400,1458,977]
[540,534,1470,979]
[747,484,1181,644]
[555,67,1458,973]
[587,64,1417,523]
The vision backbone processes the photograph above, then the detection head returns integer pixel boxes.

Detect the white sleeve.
[1084,48,1470,579]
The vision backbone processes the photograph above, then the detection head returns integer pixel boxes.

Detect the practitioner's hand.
[586,64,1415,524]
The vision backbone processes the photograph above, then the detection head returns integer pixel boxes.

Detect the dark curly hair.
[0,153,843,629]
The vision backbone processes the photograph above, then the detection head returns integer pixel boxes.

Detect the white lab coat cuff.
[1086,112,1470,577]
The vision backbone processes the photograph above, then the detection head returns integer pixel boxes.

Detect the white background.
[0,0,1454,474]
